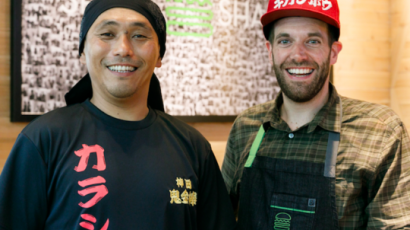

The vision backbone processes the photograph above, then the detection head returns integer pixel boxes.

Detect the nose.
[112,34,134,57]
[290,42,308,63]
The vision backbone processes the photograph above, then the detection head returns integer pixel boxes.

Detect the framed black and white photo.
[11,0,279,122]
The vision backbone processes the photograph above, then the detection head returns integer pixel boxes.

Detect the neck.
[90,89,149,121]
[281,82,330,131]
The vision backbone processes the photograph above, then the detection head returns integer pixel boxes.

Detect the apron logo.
[308,198,316,207]
[274,212,291,230]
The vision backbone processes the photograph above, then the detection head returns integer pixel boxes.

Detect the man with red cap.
[222,0,410,229]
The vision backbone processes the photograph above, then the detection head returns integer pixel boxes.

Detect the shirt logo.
[74,144,109,230]
[170,177,197,206]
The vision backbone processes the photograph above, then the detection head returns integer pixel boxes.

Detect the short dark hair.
[266,20,339,47]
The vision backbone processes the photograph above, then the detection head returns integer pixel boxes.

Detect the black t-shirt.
[0,100,236,230]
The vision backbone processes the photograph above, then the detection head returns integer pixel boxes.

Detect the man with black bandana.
[222,0,410,229]
[0,0,236,229]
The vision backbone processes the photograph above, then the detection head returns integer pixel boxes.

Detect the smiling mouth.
[286,68,314,76]
[107,65,137,73]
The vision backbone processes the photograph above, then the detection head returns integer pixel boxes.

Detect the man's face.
[80,8,162,102]
[266,17,342,102]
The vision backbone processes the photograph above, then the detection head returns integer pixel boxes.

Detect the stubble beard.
[108,86,137,99]
[273,53,331,103]
[103,58,147,99]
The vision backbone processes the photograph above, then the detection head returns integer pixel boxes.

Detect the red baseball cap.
[261,0,340,40]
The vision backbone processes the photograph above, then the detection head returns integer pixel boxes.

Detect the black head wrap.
[78,0,166,58]
[65,0,166,111]
[65,73,164,112]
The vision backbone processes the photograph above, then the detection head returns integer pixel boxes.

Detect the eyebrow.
[275,33,290,40]
[308,32,324,38]
[95,20,119,30]
[275,32,324,40]
[95,20,151,31]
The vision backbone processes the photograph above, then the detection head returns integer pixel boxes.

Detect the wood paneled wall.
[0,0,28,173]
[188,122,232,167]
[335,0,391,106]
[0,0,409,172]
[391,0,410,130]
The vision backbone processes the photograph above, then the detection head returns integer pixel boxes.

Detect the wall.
[189,123,232,167]
[391,0,410,129]
[335,0,391,107]
[0,0,409,172]
[0,0,28,172]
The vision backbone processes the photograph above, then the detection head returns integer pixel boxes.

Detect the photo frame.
[11,0,27,122]
[11,0,279,122]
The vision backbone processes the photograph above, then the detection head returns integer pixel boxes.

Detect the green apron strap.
[245,125,266,168]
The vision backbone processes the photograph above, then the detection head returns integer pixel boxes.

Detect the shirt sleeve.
[0,134,48,230]
[366,123,410,229]
[197,146,237,230]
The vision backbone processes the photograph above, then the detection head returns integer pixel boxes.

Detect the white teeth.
[108,65,136,73]
[287,68,313,75]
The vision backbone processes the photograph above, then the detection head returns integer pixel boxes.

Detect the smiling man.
[0,0,236,229]
[222,0,410,229]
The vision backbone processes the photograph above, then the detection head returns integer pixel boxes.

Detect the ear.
[155,57,162,68]
[79,52,86,64]
[329,41,342,66]
[265,41,273,66]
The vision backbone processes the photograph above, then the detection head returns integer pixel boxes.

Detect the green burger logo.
[274,212,291,230]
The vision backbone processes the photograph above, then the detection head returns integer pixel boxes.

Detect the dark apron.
[237,106,342,230]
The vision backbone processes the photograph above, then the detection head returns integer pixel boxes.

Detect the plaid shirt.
[222,83,410,229]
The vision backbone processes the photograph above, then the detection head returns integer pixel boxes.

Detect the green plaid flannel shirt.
[222,83,410,229]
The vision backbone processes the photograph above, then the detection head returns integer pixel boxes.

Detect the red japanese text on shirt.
[74,144,109,230]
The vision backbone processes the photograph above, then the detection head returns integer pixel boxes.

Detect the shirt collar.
[263,83,342,133]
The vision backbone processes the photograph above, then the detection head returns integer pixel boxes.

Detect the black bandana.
[65,0,166,111]
[78,0,166,58]
[65,73,164,112]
